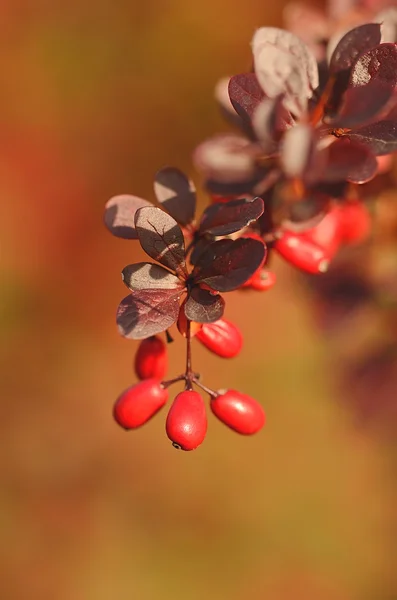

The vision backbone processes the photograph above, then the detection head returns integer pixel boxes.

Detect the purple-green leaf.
[184,287,225,323]
[192,238,266,292]
[228,73,265,122]
[135,206,187,275]
[199,197,264,236]
[193,134,261,183]
[329,23,381,75]
[153,167,196,225]
[346,120,397,155]
[116,290,182,340]
[121,262,184,290]
[104,195,151,239]
[322,139,378,184]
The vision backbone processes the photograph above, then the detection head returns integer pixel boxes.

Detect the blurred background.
[1,1,397,599]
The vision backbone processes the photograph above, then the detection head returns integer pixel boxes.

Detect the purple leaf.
[134,206,187,275]
[193,134,261,183]
[228,73,265,122]
[252,95,294,148]
[327,43,397,128]
[184,287,225,323]
[328,80,396,128]
[153,167,196,225]
[116,290,182,340]
[189,237,212,266]
[347,120,397,155]
[192,238,266,292]
[252,27,319,116]
[199,197,264,236]
[322,139,378,184]
[121,262,184,291]
[329,23,381,75]
[104,195,151,239]
[204,172,268,196]
[281,123,318,179]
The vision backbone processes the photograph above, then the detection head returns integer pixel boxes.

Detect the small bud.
[166,390,207,451]
[211,389,265,435]
[134,336,167,380]
[113,379,168,430]
[196,318,243,358]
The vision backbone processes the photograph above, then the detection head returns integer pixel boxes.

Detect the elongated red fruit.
[245,269,276,291]
[166,390,207,451]
[337,201,371,245]
[196,318,243,358]
[301,208,341,257]
[134,336,167,380]
[274,231,331,274]
[113,379,168,430]
[211,389,265,435]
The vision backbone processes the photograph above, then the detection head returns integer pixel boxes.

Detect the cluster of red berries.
[106,8,397,452]
[114,381,265,451]
[114,323,265,451]
[274,199,371,274]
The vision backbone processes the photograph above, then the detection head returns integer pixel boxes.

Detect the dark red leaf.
[252,27,319,116]
[192,238,266,292]
[204,171,269,196]
[135,206,187,275]
[121,262,184,291]
[153,167,196,225]
[329,23,381,75]
[346,120,397,155]
[104,195,151,239]
[228,73,265,122]
[199,197,264,236]
[116,290,182,340]
[326,43,397,127]
[184,287,225,323]
[322,139,378,184]
[193,134,261,183]
[328,80,395,128]
[252,95,294,147]
[281,123,320,179]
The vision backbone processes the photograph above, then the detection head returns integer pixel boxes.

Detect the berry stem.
[192,376,218,399]
[185,319,194,390]
[162,374,186,389]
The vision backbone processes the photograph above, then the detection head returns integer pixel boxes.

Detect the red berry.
[113,379,168,430]
[196,318,243,358]
[248,269,276,291]
[166,390,207,451]
[337,201,371,245]
[274,231,331,274]
[134,336,167,380]
[301,208,341,257]
[211,389,265,435]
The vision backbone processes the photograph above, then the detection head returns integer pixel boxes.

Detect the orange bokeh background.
[1,2,396,599]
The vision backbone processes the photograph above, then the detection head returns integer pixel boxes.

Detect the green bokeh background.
[1,2,396,599]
